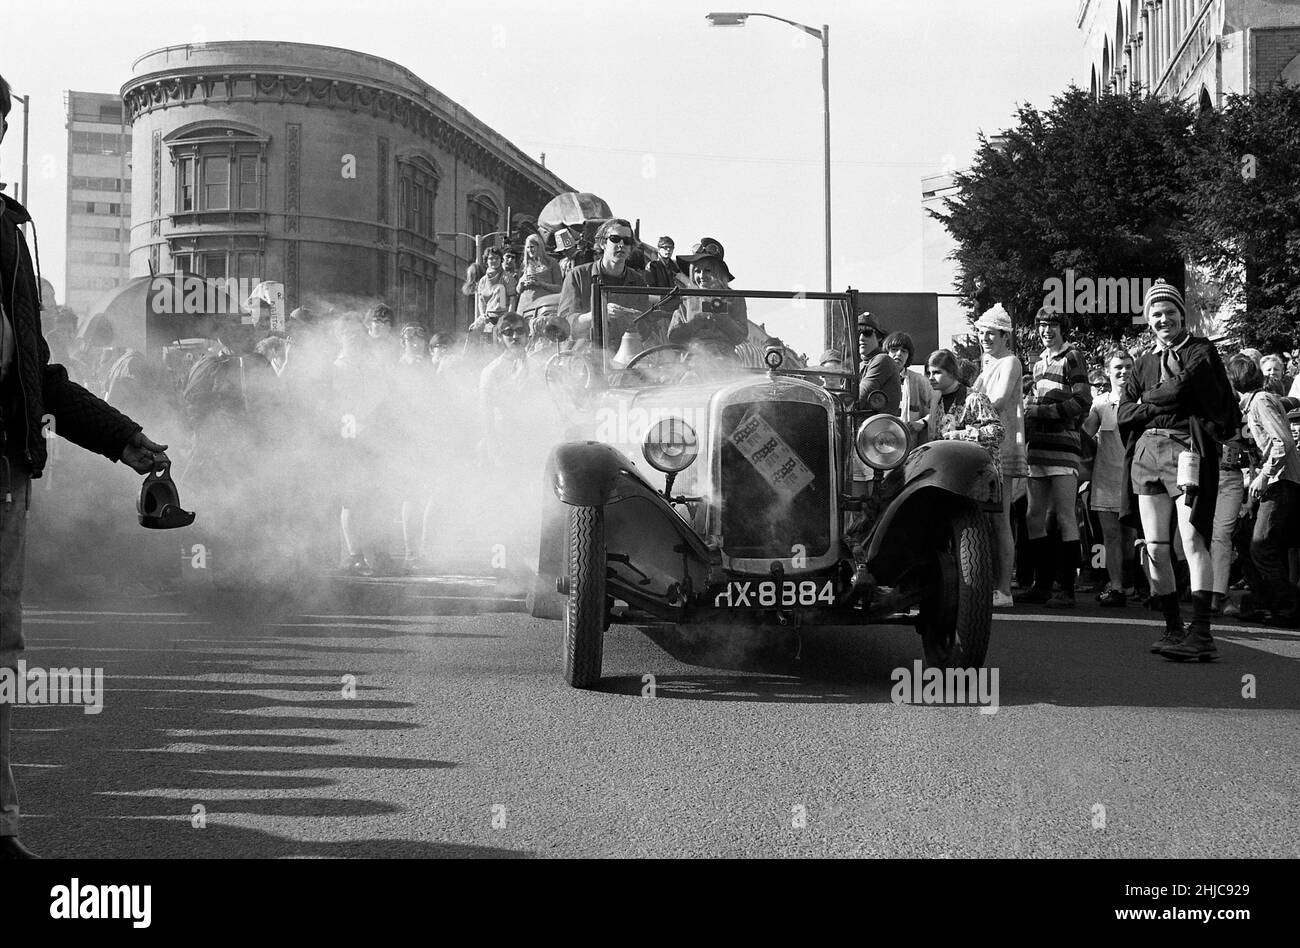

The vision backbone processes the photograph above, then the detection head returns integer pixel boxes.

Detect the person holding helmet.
[1017,306,1092,608]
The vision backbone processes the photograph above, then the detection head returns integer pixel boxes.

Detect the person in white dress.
[971,304,1026,607]
[1082,349,1137,606]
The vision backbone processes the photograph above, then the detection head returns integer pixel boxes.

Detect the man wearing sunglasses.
[557,218,651,352]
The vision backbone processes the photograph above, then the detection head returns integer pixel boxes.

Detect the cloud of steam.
[25,302,568,601]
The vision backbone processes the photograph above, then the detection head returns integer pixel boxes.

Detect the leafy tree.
[1178,83,1300,349]
[932,87,1196,349]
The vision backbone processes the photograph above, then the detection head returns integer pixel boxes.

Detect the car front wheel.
[918,506,993,668]
[563,505,606,688]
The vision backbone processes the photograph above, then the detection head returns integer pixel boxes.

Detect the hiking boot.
[1265,609,1300,630]
[1015,585,1052,605]
[1149,593,1184,653]
[1096,588,1127,608]
[1159,627,1219,661]
[1161,592,1218,661]
[1045,591,1076,609]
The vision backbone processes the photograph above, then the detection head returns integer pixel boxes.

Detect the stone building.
[121,41,572,332]
[1078,0,1300,106]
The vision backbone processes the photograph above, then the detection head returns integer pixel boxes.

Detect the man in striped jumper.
[1016,307,1092,607]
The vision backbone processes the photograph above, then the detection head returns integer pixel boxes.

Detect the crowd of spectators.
[39,221,1300,654]
[857,280,1300,663]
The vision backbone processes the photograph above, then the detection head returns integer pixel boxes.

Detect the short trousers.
[1028,465,1076,478]
[1131,430,1186,497]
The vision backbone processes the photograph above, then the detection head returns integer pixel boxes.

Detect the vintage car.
[529,283,1000,689]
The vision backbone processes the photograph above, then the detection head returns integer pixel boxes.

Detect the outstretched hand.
[120,430,170,474]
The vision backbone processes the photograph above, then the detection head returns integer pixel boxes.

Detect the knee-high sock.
[1029,536,1055,591]
[1059,539,1080,595]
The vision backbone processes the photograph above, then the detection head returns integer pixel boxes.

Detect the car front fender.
[862,441,1000,582]
[529,442,713,620]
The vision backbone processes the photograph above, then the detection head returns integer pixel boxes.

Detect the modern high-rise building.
[64,91,132,316]
[920,171,969,348]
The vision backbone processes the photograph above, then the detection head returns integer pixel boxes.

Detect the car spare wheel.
[563,505,607,689]
[918,506,993,668]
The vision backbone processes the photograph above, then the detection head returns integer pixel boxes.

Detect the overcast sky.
[1,0,1089,325]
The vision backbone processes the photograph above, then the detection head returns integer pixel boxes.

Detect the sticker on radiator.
[728,411,816,497]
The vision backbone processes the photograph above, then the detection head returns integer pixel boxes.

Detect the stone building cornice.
[121,53,571,202]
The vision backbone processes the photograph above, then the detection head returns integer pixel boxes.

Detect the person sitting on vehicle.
[645,235,688,290]
[923,349,1003,462]
[501,246,522,313]
[516,233,562,317]
[472,247,512,339]
[665,238,749,358]
[557,219,652,353]
[857,313,901,419]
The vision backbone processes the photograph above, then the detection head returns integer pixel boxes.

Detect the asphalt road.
[11,580,1300,859]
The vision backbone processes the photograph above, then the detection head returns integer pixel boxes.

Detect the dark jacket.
[860,351,902,417]
[1116,333,1237,542]
[645,257,684,291]
[1,195,141,477]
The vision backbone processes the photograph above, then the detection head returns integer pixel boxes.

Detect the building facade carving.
[121,41,572,331]
[1079,0,1300,106]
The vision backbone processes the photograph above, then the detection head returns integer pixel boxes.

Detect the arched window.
[468,193,501,245]
[396,152,441,238]
[1199,86,1213,113]
[164,121,268,215]
[1116,2,1127,86]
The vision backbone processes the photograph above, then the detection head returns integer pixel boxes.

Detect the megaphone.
[612,330,647,368]
[138,459,196,530]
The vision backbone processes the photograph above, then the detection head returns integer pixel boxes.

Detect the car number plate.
[728,411,816,497]
[713,579,837,608]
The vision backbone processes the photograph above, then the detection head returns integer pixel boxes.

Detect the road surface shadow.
[608,614,1300,709]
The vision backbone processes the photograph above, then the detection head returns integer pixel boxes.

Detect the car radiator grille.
[718,400,832,559]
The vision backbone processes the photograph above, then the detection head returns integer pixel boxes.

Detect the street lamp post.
[707,11,832,342]
[2,91,31,230]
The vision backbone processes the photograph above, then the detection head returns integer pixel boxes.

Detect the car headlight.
[855,414,910,470]
[643,418,699,473]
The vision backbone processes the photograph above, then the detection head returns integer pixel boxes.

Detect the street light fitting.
[706,11,823,39]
